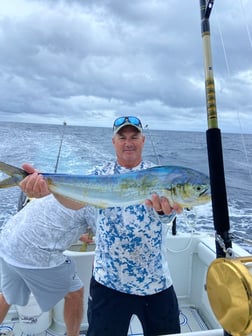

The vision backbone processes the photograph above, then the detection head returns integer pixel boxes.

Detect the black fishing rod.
[199,1,232,335]
[199,0,232,256]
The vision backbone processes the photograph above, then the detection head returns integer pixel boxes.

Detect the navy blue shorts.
[87,277,180,336]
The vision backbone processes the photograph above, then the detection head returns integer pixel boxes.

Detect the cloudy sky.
[0,0,251,133]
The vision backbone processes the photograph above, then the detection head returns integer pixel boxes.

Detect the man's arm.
[19,163,85,210]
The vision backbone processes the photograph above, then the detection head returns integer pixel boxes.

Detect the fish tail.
[0,161,28,188]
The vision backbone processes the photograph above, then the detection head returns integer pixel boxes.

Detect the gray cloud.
[0,0,251,133]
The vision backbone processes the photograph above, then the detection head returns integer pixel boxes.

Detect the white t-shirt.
[0,194,95,268]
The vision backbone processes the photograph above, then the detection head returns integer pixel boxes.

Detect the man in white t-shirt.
[0,195,95,336]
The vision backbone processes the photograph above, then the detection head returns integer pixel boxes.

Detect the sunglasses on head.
[113,116,142,132]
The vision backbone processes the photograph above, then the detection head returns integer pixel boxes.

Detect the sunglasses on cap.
[113,116,143,133]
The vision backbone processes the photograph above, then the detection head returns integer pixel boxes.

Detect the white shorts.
[0,256,83,312]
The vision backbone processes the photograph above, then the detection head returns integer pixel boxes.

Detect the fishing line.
[239,0,252,52]
[166,209,197,254]
[214,8,252,182]
[144,125,160,165]
[166,233,194,254]
[143,125,182,238]
[215,15,230,74]
[231,232,252,246]
[182,208,198,231]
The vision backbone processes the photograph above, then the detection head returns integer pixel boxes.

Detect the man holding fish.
[0,116,211,335]
[21,116,182,336]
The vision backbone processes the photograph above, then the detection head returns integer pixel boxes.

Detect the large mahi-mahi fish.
[0,161,211,208]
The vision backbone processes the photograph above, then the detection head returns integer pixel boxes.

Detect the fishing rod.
[54,121,67,173]
[199,1,232,335]
[199,0,232,257]
[18,121,67,210]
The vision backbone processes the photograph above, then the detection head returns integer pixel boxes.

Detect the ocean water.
[0,121,252,253]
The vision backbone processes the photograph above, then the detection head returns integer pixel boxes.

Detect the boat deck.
[0,305,211,336]
[128,306,210,335]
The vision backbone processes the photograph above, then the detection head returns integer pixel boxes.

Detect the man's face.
[112,125,145,168]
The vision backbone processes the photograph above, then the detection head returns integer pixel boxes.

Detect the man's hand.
[19,163,50,198]
[20,163,85,210]
[145,193,182,215]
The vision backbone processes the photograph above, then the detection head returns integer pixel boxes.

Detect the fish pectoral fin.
[0,176,21,188]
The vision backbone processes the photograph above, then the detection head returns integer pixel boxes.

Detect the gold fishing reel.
[206,257,252,336]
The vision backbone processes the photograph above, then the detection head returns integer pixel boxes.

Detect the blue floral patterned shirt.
[90,160,174,295]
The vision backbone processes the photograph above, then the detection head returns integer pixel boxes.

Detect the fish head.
[171,182,211,207]
[164,167,211,208]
